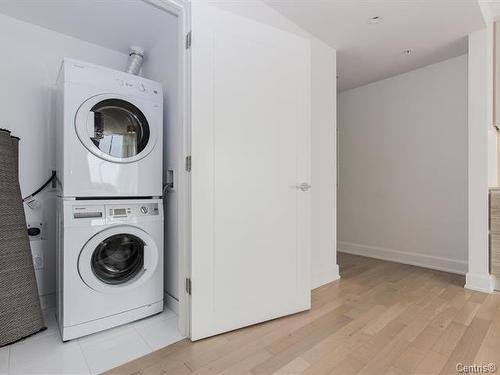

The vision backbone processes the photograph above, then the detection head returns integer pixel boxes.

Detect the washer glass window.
[91,233,145,285]
[89,99,150,158]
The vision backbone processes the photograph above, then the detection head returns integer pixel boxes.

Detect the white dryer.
[56,198,164,341]
[56,58,163,198]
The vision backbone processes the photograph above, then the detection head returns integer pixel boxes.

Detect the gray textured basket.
[0,129,45,347]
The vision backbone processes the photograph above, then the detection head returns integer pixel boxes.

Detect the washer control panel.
[72,206,104,219]
[107,203,159,219]
[67,200,162,227]
[108,206,132,218]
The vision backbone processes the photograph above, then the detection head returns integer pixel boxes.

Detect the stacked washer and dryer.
[55,59,165,341]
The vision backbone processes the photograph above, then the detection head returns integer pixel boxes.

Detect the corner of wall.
[164,292,180,314]
[465,272,495,293]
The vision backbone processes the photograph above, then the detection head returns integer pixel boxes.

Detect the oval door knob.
[297,183,312,191]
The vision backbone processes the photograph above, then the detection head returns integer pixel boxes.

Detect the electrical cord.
[22,171,56,202]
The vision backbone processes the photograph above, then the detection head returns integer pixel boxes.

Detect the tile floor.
[0,306,184,375]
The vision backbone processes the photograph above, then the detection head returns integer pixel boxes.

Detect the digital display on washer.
[113,208,127,216]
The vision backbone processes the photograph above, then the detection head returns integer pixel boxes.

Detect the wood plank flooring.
[106,253,500,375]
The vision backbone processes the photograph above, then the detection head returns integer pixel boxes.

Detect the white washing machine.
[56,58,163,198]
[56,198,164,341]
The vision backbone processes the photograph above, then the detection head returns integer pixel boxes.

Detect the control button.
[138,83,146,92]
[140,206,149,214]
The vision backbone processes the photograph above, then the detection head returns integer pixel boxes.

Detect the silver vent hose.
[125,46,144,75]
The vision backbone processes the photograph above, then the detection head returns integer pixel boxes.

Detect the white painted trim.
[180,0,192,341]
[144,0,185,16]
[142,0,191,338]
[495,276,500,291]
[465,272,495,293]
[338,241,468,275]
[311,264,340,289]
[164,292,180,314]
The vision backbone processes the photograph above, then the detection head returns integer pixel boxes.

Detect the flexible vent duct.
[125,46,144,75]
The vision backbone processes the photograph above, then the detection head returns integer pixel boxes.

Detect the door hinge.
[186,278,192,295]
[185,155,192,172]
[185,31,192,50]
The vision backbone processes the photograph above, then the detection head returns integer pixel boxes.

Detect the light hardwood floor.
[106,253,500,375]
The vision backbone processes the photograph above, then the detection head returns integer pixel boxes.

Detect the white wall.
[0,13,128,308]
[338,55,468,275]
[212,0,339,288]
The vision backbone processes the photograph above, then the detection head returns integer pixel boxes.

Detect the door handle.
[296,183,312,192]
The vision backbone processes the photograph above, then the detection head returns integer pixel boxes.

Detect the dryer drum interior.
[89,99,150,158]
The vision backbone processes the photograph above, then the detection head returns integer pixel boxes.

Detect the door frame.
[142,0,192,338]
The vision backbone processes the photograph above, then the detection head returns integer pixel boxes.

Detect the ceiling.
[0,0,177,54]
[0,0,486,91]
[483,0,500,21]
[264,0,485,91]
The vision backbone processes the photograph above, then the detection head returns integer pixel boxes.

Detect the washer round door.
[78,226,159,293]
[75,94,157,164]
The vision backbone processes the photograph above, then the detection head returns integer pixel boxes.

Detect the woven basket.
[0,129,45,347]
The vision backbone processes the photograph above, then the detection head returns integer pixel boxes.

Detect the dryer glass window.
[91,233,144,285]
[89,99,150,158]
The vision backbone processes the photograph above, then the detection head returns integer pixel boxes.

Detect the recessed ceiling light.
[402,49,413,56]
[368,16,382,24]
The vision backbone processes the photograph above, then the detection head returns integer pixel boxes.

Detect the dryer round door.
[75,94,157,164]
[78,226,159,293]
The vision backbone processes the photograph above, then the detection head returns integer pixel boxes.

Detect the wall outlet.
[27,221,44,241]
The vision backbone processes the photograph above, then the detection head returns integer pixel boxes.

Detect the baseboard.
[465,273,494,293]
[165,292,179,314]
[338,241,468,275]
[312,264,340,289]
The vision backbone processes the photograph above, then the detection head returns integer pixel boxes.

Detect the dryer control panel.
[60,58,163,103]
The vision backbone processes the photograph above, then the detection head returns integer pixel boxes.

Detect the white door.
[190,1,311,340]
